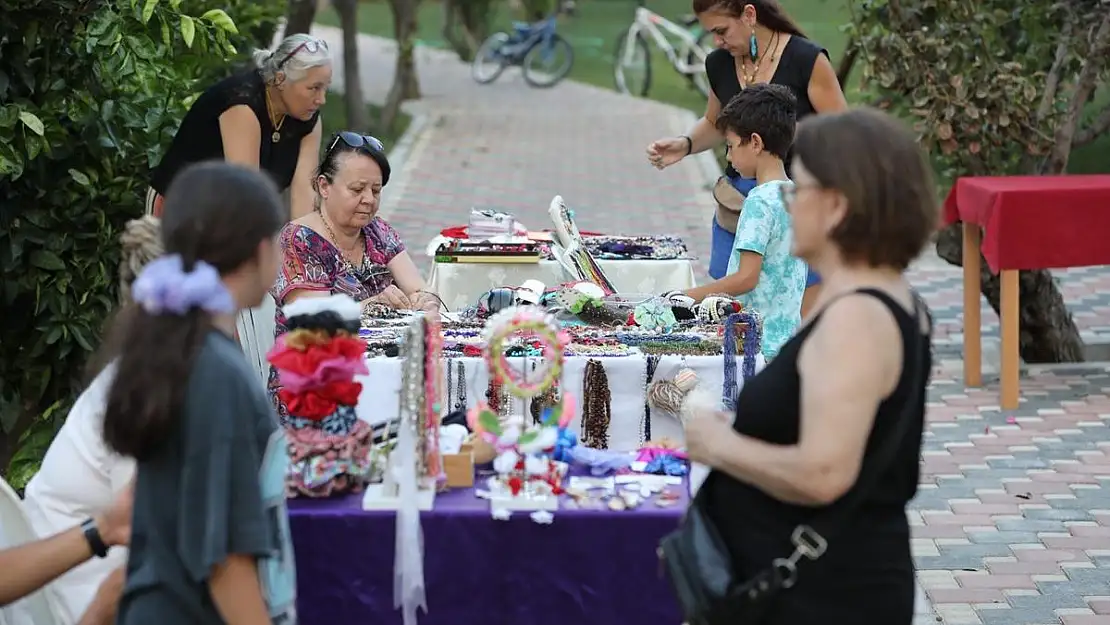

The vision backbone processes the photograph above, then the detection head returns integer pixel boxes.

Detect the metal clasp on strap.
[770,525,828,589]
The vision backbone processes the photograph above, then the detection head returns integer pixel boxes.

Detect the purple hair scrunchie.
[131,254,235,315]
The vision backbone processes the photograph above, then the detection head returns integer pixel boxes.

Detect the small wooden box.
[443,442,475,488]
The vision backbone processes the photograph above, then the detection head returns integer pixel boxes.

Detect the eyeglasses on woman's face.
[779,182,824,209]
[327,131,385,156]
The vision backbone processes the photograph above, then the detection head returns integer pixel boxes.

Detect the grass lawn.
[319,93,411,155]
[319,0,1107,174]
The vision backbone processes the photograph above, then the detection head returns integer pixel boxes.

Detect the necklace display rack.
[362,312,443,511]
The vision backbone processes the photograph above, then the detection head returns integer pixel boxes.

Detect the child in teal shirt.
[679,84,806,358]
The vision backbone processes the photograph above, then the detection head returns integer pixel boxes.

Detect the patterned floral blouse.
[269,218,406,421]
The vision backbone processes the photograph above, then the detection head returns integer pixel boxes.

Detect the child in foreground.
[679,84,807,358]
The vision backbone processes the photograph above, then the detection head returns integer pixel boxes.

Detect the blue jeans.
[709,175,821,287]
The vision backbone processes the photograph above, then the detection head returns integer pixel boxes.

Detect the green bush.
[0,0,283,489]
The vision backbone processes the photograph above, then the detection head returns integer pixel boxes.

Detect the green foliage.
[846,0,1109,184]
[0,0,283,489]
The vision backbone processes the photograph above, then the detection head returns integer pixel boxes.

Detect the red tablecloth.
[942,175,1110,272]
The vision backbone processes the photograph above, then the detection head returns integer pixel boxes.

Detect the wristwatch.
[81,517,109,558]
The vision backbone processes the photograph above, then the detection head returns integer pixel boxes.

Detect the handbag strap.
[774,289,930,573]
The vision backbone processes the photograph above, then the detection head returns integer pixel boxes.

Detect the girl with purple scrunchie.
[96,162,299,624]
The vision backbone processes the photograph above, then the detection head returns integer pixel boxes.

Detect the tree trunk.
[285,0,319,37]
[442,0,493,61]
[382,0,421,131]
[333,0,369,131]
[442,0,470,60]
[836,36,859,88]
[934,224,1085,364]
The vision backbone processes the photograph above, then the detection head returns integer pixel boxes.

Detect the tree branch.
[1074,101,1110,145]
[1045,8,1110,173]
[1035,14,1074,122]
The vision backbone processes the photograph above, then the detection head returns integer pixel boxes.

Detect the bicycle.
[613,0,712,99]
[471,11,575,89]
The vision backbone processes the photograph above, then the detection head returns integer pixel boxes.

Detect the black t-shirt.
[151,70,318,195]
[705,36,828,176]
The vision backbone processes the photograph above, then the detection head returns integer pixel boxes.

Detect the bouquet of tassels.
[268,294,375,498]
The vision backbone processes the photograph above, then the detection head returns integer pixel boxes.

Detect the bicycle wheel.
[522,34,574,88]
[472,32,510,84]
[613,28,651,97]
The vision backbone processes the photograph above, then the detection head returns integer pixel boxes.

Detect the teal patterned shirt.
[726,179,806,359]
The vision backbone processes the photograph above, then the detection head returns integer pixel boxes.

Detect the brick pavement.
[314,26,1110,623]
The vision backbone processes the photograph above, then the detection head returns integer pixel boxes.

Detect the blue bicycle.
[471,13,575,88]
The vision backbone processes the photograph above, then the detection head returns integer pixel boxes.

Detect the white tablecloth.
[354,353,764,452]
[427,259,698,311]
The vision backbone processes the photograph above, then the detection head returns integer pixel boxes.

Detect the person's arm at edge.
[218,106,263,169]
[0,512,121,606]
[290,118,323,221]
[209,555,271,625]
[76,567,125,625]
[685,251,762,301]
[687,90,725,155]
[808,54,849,114]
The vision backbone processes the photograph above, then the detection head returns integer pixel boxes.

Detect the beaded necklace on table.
[581,359,611,449]
[721,311,763,411]
[640,354,660,446]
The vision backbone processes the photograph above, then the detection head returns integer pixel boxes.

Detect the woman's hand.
[96,480,133,548]
[411,291,441,313]
[368,285,412,310]
[683,408,734,466]
[645,137,689,170]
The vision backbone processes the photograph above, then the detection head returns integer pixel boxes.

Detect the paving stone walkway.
[313,25,1110,624]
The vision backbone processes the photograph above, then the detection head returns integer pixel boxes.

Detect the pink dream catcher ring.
[481,306,569,398]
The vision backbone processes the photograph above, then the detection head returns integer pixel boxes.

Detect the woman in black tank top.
[146,34,332,221]
[645,1,847,314]
[680,108,939,624]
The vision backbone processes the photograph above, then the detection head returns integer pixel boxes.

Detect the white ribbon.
[393,418,426,625]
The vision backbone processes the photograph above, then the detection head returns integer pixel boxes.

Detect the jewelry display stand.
[470,306,575,516]
[362,313,442,511]
[547,195,617,293]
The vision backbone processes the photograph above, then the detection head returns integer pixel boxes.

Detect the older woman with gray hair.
[146,34,332,220]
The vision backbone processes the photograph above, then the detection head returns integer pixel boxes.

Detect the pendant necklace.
[740,31,779,88]
[321,213,363,273]
[264,88,286,143]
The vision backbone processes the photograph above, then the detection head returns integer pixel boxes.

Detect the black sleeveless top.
[703,288,930,623]
[705,37,827,177]
[150,70,319,195]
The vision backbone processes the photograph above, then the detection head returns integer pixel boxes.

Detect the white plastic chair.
[0,478,66,625]
[236,293,278,387]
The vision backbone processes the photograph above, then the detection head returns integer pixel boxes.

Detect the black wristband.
[680,135,693,156]
[81,518,109,558]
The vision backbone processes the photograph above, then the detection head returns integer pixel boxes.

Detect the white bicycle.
[613,0,712,98]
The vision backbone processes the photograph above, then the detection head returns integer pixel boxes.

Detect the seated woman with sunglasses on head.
[269,132,440,418]
[146,34,331,220]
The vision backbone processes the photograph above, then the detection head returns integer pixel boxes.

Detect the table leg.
[962,224,982,387]
[1000,270,1020,410]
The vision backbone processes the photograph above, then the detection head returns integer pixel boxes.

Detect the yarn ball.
[673,368,699,392]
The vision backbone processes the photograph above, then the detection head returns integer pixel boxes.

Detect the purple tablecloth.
[288,478,687,625]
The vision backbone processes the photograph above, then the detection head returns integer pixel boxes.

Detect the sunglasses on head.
[327,131,385,155]
[277,38,328,68]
